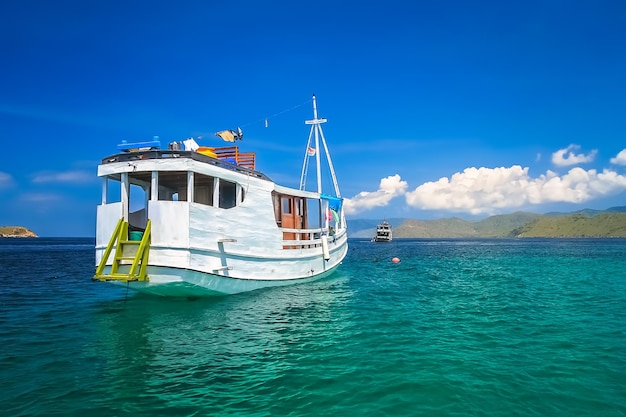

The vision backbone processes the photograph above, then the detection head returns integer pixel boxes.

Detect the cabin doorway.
[274,193,308,248]
[127,172,151,231]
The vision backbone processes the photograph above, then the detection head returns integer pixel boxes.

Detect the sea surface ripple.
[1,237,625,416]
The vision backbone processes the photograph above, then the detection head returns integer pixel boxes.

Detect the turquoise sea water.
[1,237,625,416]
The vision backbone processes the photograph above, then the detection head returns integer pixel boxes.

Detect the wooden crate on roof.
[213,146,256,170]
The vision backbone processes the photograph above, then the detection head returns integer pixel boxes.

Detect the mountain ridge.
[348,206,626,238]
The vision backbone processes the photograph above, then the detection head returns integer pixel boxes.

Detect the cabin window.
[282,197,292,214]
[158,171,188,201]
[102,172,151,205]
[101,173,150,229]
[104,175,121,204]
[194,173,214,206]
[306,197,321,229]
[219,180,237,209]
[146,170,242,208]
[127,171,151,209]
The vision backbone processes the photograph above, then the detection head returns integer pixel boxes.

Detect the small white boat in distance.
[372,220,392,242]
[94,95,348,296]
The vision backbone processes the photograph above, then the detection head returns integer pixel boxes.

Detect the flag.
[307,147,316,156]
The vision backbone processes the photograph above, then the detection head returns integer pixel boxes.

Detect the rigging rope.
[240,98,313,129]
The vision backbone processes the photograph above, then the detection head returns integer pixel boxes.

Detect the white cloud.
[31,170,93,184]
[405,166,530,215]
[405,165,626,215]
[0,171,14,188]
[19,192,64,203]
[552,144,597,166]
[534,168,626,203]
[610,149,626,165]
[344,174,408,215]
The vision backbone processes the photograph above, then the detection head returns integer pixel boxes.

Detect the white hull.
[96,214,348,296]
[103,263,344,297]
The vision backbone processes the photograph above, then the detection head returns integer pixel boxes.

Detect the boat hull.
[100,263,343,297]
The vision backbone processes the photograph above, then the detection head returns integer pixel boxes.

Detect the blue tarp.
[117,139,161,151]
[320,194,343,212]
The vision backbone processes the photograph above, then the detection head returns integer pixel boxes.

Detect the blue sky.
[1,0,626,236]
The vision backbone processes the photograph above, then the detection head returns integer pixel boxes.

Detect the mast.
[301,95,342,197]
[313,96,322,193]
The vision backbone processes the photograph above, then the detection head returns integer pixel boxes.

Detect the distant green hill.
[473,212,542,237]
[394,217,479,238]
[515,212,626,237]
[348,207,626,238]
[394,212,541,238]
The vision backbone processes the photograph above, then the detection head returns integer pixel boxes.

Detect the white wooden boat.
[94,95,348,296]
[372,220,392,242]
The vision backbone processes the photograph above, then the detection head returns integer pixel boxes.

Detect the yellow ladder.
[94,218,151,282]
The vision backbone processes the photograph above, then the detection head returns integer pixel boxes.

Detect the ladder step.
[94,272,149,281]
[120,240,141,245]
[116,256,139,261]
[94,274,140,282]
[106,273,134,278]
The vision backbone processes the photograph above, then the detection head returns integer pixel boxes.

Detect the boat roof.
[100,149,272,181]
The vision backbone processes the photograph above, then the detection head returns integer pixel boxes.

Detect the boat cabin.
[97,146,341,252]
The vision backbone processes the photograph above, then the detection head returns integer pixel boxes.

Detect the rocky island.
[0,226,38,238]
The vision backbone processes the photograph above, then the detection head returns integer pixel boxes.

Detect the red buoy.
[392,257,400,263]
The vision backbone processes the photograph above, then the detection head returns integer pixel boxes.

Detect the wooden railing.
[212,146,256,170]
[280,227,333,249]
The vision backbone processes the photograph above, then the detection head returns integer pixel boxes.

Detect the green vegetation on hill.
[515,213,626,237]
[395,217,479,238]
[394,213,540,238]
[350,207,626,238]
[473,212,541,237]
